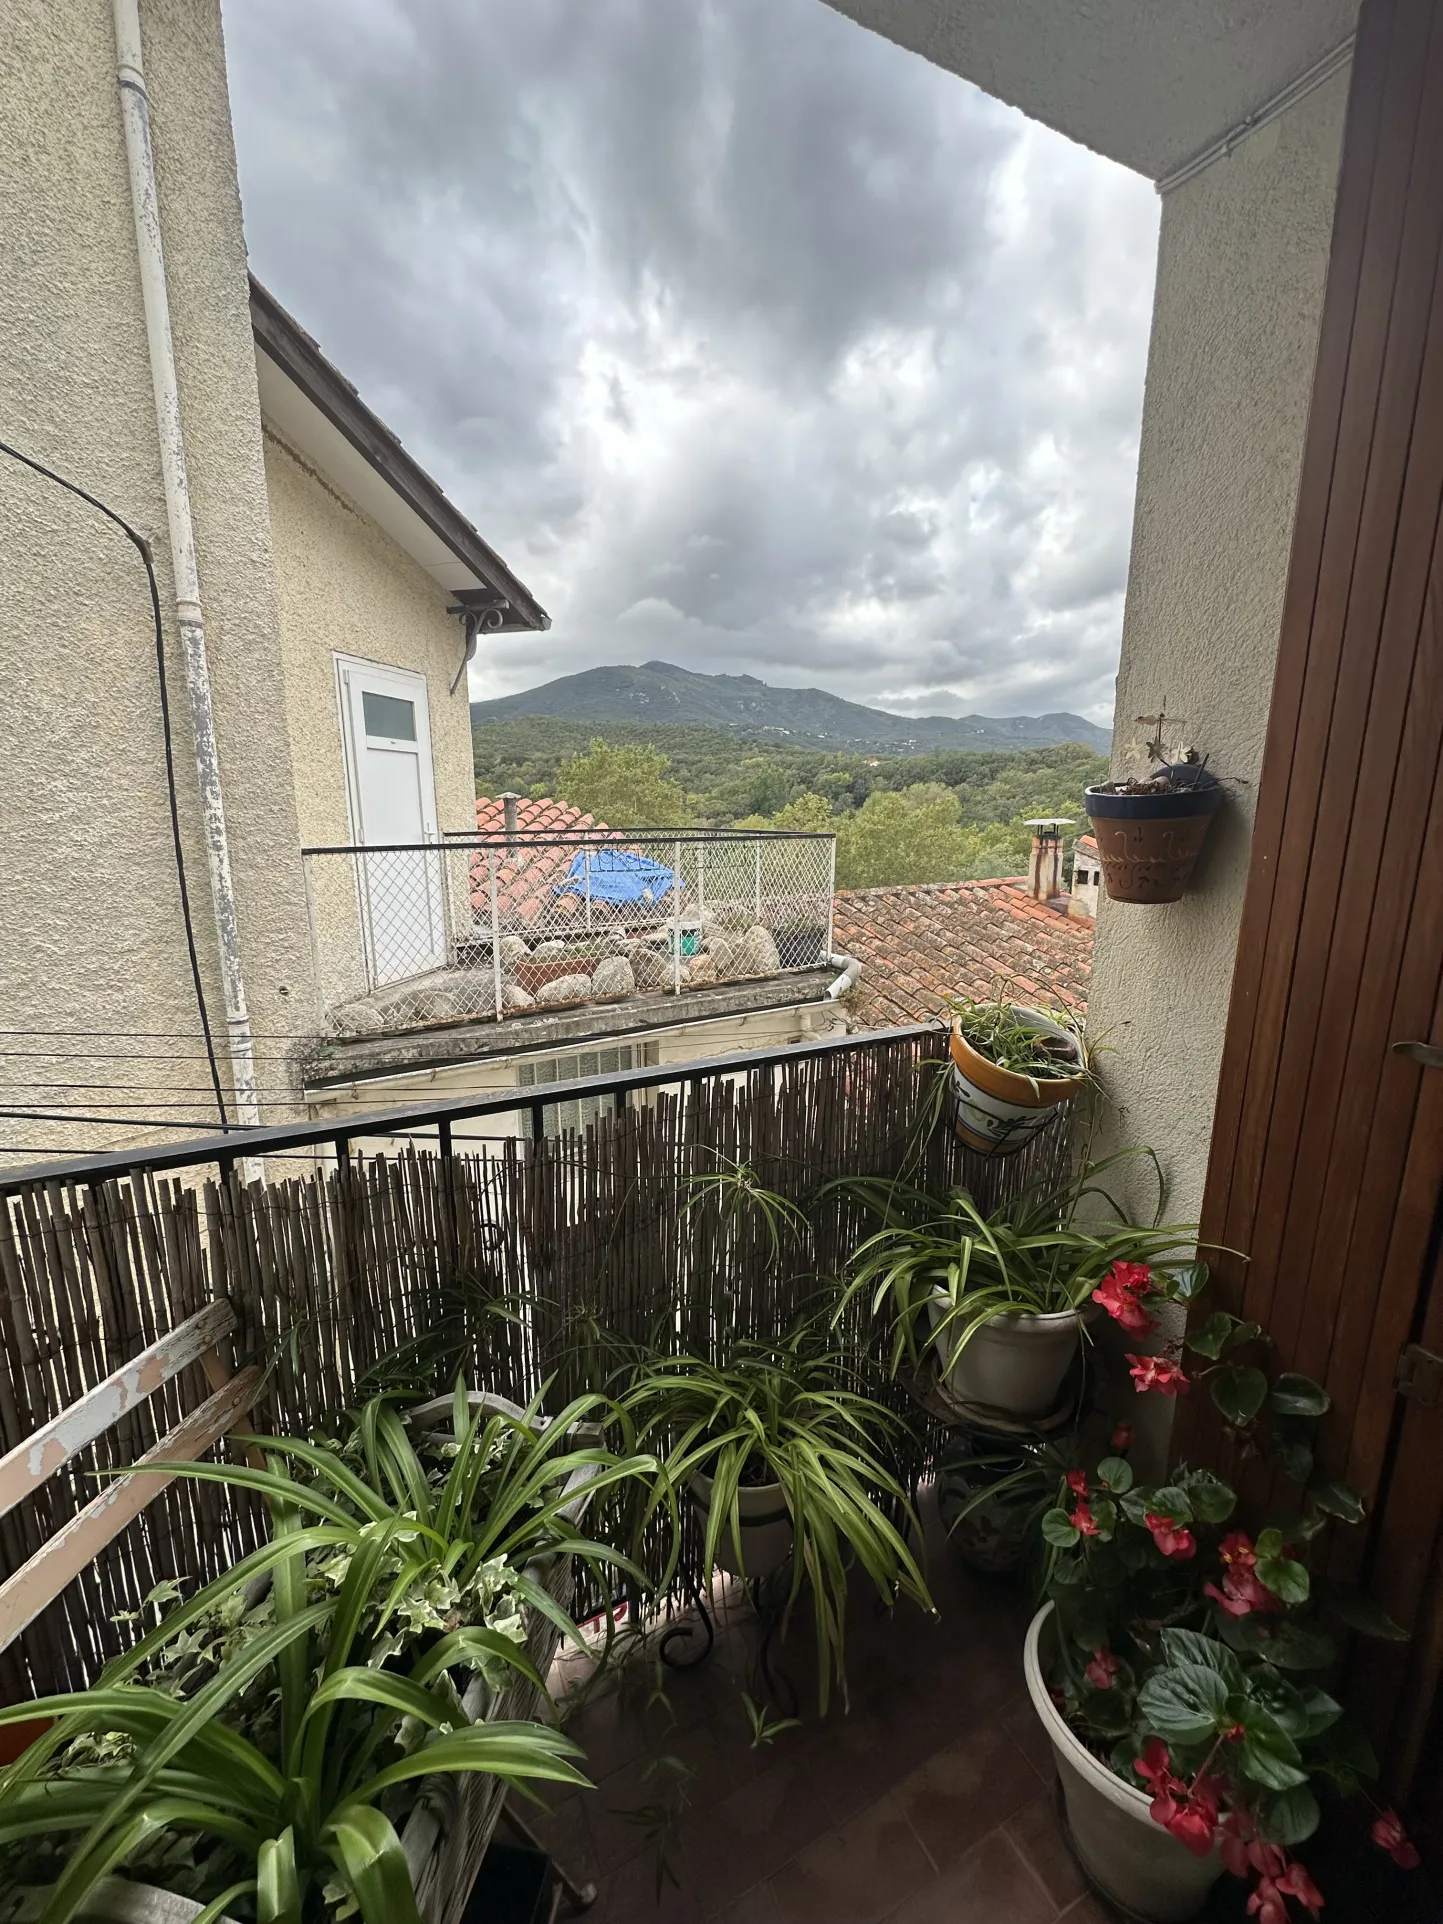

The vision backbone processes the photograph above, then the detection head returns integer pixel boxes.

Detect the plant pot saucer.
[904,1362,1081,1437]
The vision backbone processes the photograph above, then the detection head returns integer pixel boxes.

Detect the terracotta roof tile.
[471,795,615,924]
[833,877,1092,1030]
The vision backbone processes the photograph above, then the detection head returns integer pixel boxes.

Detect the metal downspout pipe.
[112,0,262,1138]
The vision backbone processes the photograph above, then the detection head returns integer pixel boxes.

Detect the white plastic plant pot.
[1023,1604,1224,1923]
[690,1471,793,1578]
[947,1008,1084,1157]
[0,1882,240,1924]
[928,1295,1081,1419]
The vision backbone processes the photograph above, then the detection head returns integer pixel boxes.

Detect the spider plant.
[623,1323,933,1713]
[0,1385,659,1923]
[0,1506,586,1924]
[168,1382,658,1664]
[834,1149,1205,1377]
[948,991,1086,1082]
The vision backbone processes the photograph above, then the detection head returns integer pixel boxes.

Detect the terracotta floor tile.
[1005,1791,1088,1910]
[918,1640,1025,1731]
[1057,1895,1126,1923]
[514,1790,600,1884]
[681,1750,835,1917]
[882,1830,1057,1924]
[770,1794,934,1924]
[712,1883,788,1924]
[797,1687,950,1825]
[586,1843,705,1924]
[891,1719,1046,1871]
[1002,1690,1057,1781]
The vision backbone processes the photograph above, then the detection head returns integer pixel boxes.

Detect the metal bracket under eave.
[1396,1343,1443,1406]
[447,593,512,694]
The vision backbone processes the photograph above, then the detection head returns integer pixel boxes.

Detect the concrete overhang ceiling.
[819,0,1361,180]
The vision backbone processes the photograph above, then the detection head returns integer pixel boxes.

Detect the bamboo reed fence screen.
[0,1028,1070,1702]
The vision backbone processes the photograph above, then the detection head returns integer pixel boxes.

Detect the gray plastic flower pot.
[1023,1604,1224,1922]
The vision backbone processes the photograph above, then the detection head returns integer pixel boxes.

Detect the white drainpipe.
[825,953,861,1000]
[112,0,261,1138]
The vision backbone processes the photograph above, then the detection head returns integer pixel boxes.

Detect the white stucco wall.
[261,428,477,852]
[262,427,479,1023]
[0,0,315,1163]
[303,1001,843,1152]
[1086,72,1351,1226]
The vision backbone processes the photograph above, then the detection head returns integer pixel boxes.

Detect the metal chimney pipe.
[1024,819,1072,903]
[500,791,520,847]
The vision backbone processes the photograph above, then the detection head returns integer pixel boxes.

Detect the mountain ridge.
[470,661,1110,754]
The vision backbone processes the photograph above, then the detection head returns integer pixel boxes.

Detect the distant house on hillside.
[834,829,1094,1030]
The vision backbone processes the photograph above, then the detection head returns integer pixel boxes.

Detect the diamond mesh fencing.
[302,831,837,1038]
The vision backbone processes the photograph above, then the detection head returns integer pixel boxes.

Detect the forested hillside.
[470,660,1109,753]
[473,716,1107,889]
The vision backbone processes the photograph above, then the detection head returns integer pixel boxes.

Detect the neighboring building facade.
[1070,834,1102,921]
[0,1,547,1165]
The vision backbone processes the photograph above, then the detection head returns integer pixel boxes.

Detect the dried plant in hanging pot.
[1086,712,1225,904]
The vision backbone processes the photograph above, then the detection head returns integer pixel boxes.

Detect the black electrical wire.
[0,439,229,1127]
[0,1108,237,1132]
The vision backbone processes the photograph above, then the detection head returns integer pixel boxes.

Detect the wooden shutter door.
[1184,0,1443,1784]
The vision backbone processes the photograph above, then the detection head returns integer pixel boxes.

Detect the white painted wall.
[1086,73,1351,1229]
[303,1000,846,1155]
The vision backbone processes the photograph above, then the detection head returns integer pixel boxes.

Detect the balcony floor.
[533,1494,1120,1924]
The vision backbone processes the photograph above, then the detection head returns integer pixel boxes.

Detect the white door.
[337,658,445,984]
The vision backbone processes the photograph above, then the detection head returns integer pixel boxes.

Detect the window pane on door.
[361,690,417,741]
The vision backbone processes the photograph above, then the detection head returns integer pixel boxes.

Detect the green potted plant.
[838,1150,1204,1419]
[945,992,1087,1156]
[1022,1260,1417,1922]
[623,1322,933,1714]
[0,1387,656,1924]
[1085,713,1223,904]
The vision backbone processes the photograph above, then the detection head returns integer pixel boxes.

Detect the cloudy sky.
[223,0,1159,724]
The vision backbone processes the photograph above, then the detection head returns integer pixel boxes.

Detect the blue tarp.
[555,848,678,906]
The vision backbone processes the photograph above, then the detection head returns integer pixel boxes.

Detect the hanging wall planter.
[1085,747,1223,905]
[948,1004,1084,1157]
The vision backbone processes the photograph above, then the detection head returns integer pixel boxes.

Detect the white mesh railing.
[301,830,837,1038]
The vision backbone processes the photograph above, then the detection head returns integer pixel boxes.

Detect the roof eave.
[249,276,549,633]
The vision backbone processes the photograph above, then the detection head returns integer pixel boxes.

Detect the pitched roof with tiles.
[833,877,1093,1030]
[471,796,616,923]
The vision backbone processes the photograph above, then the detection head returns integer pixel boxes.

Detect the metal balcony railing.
[301,828,837,1038]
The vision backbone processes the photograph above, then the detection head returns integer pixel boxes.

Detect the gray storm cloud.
[223,0,1159,721]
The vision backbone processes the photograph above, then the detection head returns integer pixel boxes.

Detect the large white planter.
[1024,1604,1224,1923]
[691,1471,793,1578]
[929,1295,1081,1418]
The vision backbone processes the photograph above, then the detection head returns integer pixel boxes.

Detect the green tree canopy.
[733,792,835,833]
[555,739,690,828]
[835,786,973,889]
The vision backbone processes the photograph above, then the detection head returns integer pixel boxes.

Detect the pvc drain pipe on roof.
[826,954,862,1000]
